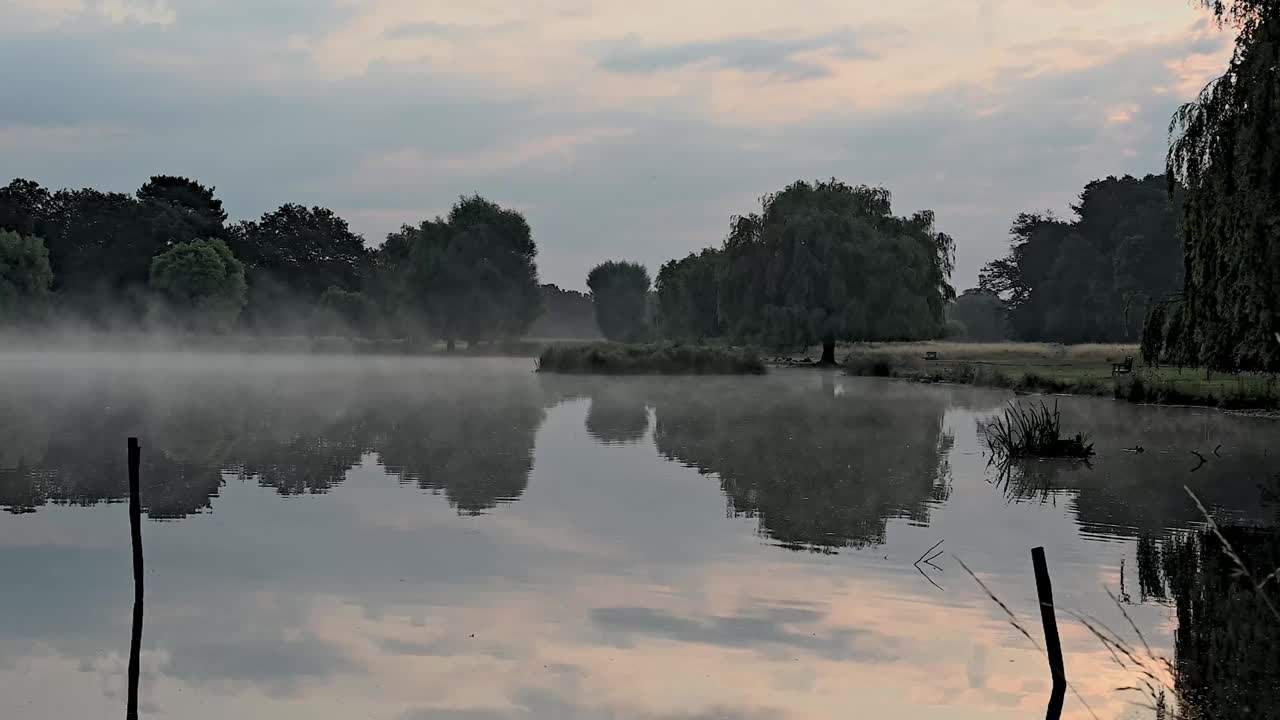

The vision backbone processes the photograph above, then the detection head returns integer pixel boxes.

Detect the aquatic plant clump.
[536,342,766,375]
[983,400,1094,460]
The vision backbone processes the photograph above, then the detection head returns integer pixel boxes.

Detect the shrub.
[537,342,765,375]
[844,352,896,377]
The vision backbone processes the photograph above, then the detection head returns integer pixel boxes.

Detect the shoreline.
[842,352,1279,413]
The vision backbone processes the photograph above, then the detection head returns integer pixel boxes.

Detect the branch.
[1190,450,1207,472]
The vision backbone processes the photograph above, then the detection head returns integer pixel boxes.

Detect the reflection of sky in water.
[0,355,1274,719]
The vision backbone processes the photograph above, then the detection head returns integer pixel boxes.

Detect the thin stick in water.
[127,438,144,720]
[1032,547,1066,720]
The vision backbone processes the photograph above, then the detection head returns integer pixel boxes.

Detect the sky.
[0,0,1233,291]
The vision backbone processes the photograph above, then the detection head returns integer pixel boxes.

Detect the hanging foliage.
[1168,0,1280,371]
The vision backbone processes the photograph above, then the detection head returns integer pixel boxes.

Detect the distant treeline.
[0,175,601,344]
[0,176,959,358]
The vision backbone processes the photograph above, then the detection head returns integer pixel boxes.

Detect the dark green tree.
[1166,0,1280,371]
[0,230,53,324]
[136,175,228,240]
[947,288,1006,341]
[720,180,955,364]
[378,195,542,348]
[148,238,247,332]
[655,248,723,341]
[1,178,229,324]
[980,175,1183,343]
[228,204,369,331]
[0,179,52,238]
[40,188,180,322]
[586,260,651,342]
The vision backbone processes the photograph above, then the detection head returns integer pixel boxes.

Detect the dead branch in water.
[1190,450,1207,472]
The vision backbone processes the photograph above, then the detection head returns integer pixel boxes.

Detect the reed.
[983,400,1094,460]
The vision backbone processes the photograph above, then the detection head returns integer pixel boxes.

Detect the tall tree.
[655,248,723,341]
[0,179,52,238]
[1167,0,1280,371]
[148,238,247,332]
[136,175,228,240]
[377,195,542,348]
[228,204,369,332]
[586,260,651,342]
[0,230,53,324]
[43,189,178,322]
[720,179,955,364]
[979,175,1183,343]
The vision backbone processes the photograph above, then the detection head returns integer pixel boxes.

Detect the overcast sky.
[1,0,1231,291]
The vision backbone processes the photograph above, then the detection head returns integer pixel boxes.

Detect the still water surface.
[0,353,1275,719]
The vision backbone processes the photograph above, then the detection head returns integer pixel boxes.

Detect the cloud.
[0,0,1234,291]
[353,127,635,186]
[384,20,469,39]
[162,632,358,695]
[598,31,874,80]
[97,0,176,25]
[589,606,900,662]
[1105,103,1141,125]
[3,0,176,28]
[401,685,788,720]
[0,125,137,154]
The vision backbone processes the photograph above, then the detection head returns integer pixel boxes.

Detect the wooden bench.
[924,351,938,361]
[1112,356,1134,375]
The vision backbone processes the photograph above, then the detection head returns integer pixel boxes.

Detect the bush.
[844,352,896,377]
[537,342,765,375]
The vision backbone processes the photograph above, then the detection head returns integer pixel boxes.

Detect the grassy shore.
[842,341,1280,410]
[537,342,766,375]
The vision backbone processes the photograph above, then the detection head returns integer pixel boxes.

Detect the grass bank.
[842,341,1280,410]
[537,342,766,375]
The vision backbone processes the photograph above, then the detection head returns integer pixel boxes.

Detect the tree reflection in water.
[0,360,552,518]
[1134,525,1280,719]
[650,374,953,551]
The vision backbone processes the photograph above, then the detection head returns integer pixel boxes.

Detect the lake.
[1,352,1275,719]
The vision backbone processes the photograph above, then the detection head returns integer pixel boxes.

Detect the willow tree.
[0,230,53,324]
[1167,0,1280,371]
[148,238,248,332]
[719,180,955,364]
[586,260,651,342]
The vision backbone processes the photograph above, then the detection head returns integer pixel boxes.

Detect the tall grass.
[983,401,1095,460]
[536,342,766,375]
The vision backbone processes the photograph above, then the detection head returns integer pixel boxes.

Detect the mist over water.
[0,352,1275,719]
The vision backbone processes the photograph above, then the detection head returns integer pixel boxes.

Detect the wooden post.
[1032,546,1066,720]
[127,438,144,720]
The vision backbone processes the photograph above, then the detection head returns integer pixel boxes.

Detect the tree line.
[1,175,960,358]
[0,175,592,346]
